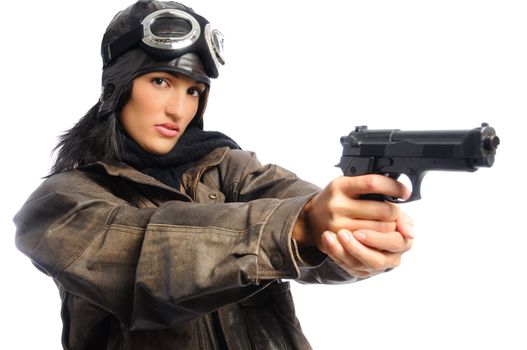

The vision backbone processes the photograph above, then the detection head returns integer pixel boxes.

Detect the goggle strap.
[103,25,144,66]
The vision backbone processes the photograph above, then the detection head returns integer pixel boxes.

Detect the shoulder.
[219,149,266,180]
[25,166,125,205]
[223,149,258,166]
[30,170,96,196]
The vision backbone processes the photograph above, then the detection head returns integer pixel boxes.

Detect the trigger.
[384,172,426,203]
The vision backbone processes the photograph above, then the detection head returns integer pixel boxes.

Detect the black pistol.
[337,123,500,203]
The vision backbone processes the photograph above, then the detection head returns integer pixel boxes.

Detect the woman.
[14,1,414,349]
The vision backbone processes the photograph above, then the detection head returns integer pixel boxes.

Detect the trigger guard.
[381,172,426,203]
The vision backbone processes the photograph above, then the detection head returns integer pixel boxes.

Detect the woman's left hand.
[320,212,414,278]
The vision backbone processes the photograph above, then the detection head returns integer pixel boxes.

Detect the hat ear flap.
[98,80,134,120]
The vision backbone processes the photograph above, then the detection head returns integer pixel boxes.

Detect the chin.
[150,148,174,155]
[139,138,178,155]
[142,143,175,155]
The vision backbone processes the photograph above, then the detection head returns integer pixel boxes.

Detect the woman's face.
[120,72,207,155]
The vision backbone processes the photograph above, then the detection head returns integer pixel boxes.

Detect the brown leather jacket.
[15,147,357,349]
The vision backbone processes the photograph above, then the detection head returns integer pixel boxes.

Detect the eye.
[151,77,169,88]
[187,87,204,97]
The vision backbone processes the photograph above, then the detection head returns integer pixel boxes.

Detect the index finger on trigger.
[342,174,411,200]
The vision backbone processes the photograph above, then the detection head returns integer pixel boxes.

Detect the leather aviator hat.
[96,0,225,128]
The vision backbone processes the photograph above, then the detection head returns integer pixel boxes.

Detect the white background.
[1,1,525,349]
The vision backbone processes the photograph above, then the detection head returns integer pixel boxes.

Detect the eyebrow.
[157,71,206,87]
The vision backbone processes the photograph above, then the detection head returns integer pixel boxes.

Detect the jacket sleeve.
[13,159,324,330]
[218,150,360,285]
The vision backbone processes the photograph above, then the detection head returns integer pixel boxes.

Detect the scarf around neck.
[121,126,241,189]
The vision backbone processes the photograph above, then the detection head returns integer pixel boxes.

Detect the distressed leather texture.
[15,147,357,349]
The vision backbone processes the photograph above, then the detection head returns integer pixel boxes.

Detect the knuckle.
[328,179,340,193]
[369,256,387,271]
[375,203,399,221]
[327,197,344,213]
[375,221,396,233]
[362,175,379,192]
[372,205,387,220]
[334,219,352,234]
[323,179,341,199]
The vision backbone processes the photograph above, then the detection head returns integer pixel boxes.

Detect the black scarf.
[121,126,241,189]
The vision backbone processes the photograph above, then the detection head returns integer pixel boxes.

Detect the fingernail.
[338,230,350,242]
[353,231,366,241]
[323,231,336,245]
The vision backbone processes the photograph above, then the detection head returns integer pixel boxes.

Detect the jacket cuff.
[255,194,317,281]
[291,239,327,268]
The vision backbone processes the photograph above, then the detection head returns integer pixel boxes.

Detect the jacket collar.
[180,146,230,198]
[79,146,230,196]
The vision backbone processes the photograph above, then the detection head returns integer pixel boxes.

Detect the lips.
[155,123,179,137]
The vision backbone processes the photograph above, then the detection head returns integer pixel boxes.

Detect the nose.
[165,88,187,120]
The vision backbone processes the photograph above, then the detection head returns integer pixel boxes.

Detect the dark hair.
[49,82,207,175]
[49,85,133,175]
[50,1,211,176]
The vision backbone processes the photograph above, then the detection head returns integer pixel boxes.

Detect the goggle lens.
[150,17,192,38]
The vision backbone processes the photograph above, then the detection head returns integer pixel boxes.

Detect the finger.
[326,248,368,277]
[336,230,400,271]
[321,231,354,262]
[352,230,413,253]
[334,197,401,222]
[322,231,364,268]
[321,232,371,278]
[340,175,411,200]
[396,211,415,239]
[338,218,397,234]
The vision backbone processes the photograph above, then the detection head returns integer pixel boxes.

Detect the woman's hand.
[320,210,414,278]
[293,174,415,277]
